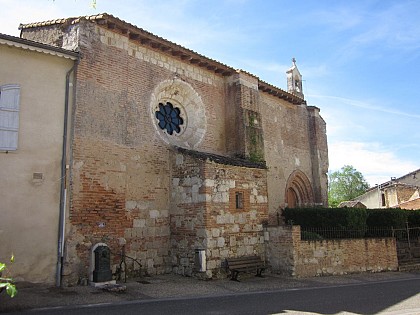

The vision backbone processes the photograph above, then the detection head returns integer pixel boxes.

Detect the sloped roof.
[338,200,367,208]
[19,13,305,105]
[394,197,420,210]
[364,168,420,194]
[0,32,78,60]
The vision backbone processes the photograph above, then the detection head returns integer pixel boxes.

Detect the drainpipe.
[56,59,78,287]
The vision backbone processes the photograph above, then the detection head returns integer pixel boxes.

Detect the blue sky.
[1,0,419,185]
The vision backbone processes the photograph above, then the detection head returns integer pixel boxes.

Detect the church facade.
[19,13,328,284]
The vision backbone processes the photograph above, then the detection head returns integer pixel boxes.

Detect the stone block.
[212,228,220,237]
[133,219,146,228]
[220,249,229,258]
[180,257,190,266]
[217,237,225,248]
[216,215,225,224]
[192,184,200,193]
[126,200,138,210]
[207,260,217,269]
[211,249,220,257]
[149,210,160,219]
[204,179,215,187]
[231,224,240,233]
[257,195,266,203]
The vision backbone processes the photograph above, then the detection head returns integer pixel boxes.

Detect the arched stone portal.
[285,170,314,208]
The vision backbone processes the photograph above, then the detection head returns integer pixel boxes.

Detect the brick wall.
[260,95,328,219]
[266,226,398,277]
[65,21,232,283]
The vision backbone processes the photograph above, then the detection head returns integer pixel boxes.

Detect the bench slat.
[226,255,266,281]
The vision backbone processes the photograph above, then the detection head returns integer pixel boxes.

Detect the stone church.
[19,13,328,284]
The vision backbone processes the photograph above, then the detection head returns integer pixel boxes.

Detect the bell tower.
[286,58,304,99]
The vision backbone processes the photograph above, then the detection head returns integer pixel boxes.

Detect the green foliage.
[247,114,264,163]
[283,207,368,230]
[328,165,370,207]
[0,255,17,298]
[249,150,264,163]
[283,207,420,240]
[366,208,408,228]
[406,210,420,226]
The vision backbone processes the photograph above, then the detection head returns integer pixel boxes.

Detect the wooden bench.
[225,256,266,281]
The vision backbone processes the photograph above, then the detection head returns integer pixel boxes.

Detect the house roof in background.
[394,198,420,210]
[364,168,420,193]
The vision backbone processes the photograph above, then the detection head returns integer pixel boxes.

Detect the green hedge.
[282,207,368,229]
[283,207,420,239]
[283,207,420,229]
[366,208,408,228]
[407,210,420,226]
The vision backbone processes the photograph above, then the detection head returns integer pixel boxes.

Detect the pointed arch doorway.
[285,170,314,208]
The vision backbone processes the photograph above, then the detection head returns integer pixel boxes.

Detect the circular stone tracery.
[150,79,206,149]
[155,102,184,135]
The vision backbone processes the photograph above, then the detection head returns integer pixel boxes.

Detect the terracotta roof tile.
[19,13,303,104]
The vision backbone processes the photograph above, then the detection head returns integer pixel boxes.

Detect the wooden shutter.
[0,84,20,151]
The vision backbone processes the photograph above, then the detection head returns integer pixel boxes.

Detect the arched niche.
[285,170,314,208]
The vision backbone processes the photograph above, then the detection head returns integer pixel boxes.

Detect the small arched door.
[285,170,314,208]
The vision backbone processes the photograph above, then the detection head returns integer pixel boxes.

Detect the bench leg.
[256,268,265,278]
[230,270,240,281]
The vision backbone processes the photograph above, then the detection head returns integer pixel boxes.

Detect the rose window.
[155,102,184,135]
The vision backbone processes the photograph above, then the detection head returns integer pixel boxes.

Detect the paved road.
[13,277,420,315]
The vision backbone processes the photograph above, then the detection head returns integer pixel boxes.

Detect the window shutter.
[0,84,21,151]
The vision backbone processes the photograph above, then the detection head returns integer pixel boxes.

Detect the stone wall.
[265,225,300,275]
[171,149,268,278]
[266,226,398,277]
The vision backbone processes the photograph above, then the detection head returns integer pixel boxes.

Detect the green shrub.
[283,207,367,231]
[407,209,420,226]
[366,208,407,228]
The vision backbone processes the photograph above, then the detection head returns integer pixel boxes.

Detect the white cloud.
[310,94,420,119]
[334,2,420,61]
[329,141,418,186]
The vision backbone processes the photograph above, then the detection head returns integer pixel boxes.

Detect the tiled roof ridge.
[19,13,305,105]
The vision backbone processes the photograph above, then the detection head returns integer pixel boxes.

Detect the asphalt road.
[14,277,420,315]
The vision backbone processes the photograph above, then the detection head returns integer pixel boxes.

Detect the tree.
[328,165,370,207]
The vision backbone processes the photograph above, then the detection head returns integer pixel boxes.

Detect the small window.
[0,84,21,151]
[235,192,244,209]
[381,193,386,207]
